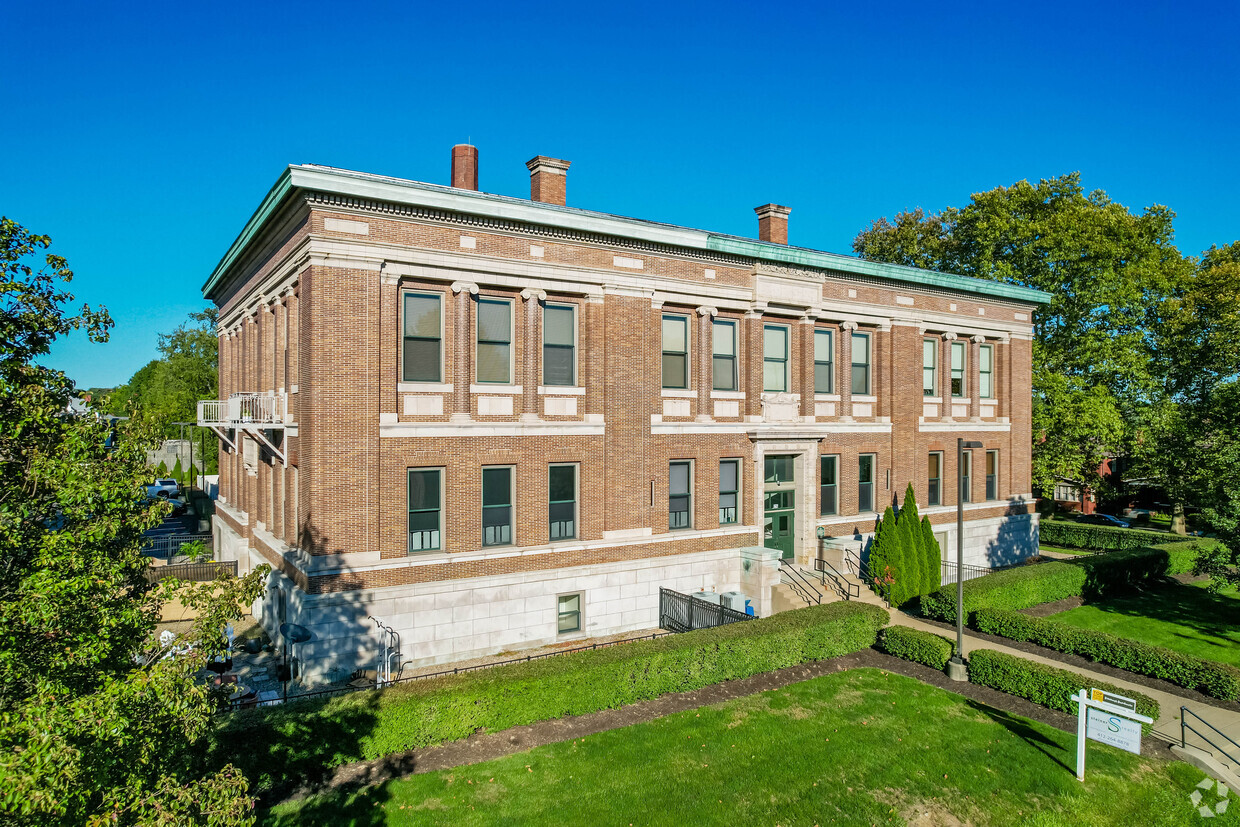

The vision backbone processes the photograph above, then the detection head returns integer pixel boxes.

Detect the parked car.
[1081,513,1131,529]
[147,479,180,499]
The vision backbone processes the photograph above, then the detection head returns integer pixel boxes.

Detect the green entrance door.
[764,489,795,559]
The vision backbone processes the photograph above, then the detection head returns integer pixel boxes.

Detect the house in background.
[198,146,1050,683]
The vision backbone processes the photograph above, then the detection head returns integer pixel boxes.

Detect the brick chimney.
[754,204,791,245]
[525,156,571,206]
[451,144,478,190]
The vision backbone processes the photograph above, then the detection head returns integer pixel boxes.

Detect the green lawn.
[1051,580,1240,667]
[261,669,1228,826]
[1039,544,1094,556]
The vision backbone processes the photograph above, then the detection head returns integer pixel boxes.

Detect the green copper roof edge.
[202,167,295,297]
[203,164,1052,308]
[706,236,1051,305]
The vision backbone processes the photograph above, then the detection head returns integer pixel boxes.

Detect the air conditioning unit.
[719,591,747,611]
[691,591,720,605]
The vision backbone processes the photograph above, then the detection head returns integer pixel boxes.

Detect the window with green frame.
[477,298,512,383]
[979,344,994,399]
[814,329,834,394]
[928,452,942,506]
[719,459,739,524]
[712,319,736,391]
[669,461,692,529]
[402,293,442,382]
[763,325,788,392]
[923,339,937,397]
[662,315,689,389]
[851,332,871,395]
[482,466,513,547]
[820,455,838,515]
[407,468,441,553]
[557,593,581,634]
[858,454,875,513]
[986,450,998,500]
[549,464,577,540]
[543,304,576,386]
[951,341,966,397]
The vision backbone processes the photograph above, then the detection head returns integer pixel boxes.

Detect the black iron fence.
[216,629,673,713]
[939,559,994,587]
[143,532,213,560]
[146,560,238,584]
[658,587,752,633]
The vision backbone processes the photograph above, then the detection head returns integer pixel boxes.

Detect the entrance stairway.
[769,539,890,614]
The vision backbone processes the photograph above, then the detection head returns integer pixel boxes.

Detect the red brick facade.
[206,161,1043,604]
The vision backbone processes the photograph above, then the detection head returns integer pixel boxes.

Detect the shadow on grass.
[257,782,393,827]
[964,699,1074,774]
[1062,582,1240,653]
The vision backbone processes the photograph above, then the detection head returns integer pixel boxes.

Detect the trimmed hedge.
[877,626,954,670]
[972,608,1240,701]
[214,601,889,793]
[967,649,1160,730]
[920,543,1200,623]
[1040,520,1169,551]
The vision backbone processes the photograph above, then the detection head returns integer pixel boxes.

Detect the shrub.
[214,601,889,794]
[877,626,954,670]
[920,544,1201,622]
[967,649,1159,729]
[1040,520,1169,551]
[972,608,1240,700]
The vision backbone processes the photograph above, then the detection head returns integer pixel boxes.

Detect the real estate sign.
[1086,707,1142,754]
[1070,688,1152,781]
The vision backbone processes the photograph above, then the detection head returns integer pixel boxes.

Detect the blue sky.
[4,0,1237,388]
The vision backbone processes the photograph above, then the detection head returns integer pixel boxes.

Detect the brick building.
[199,146,1049,681]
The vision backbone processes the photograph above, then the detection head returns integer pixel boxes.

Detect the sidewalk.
[886,609,1240,749]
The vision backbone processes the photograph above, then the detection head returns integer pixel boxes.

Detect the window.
[763,325,789,392]
[951,341,966,397]
[923,339,937,397]
[543,304,575,386]
[402,293,442,382]
[986,450,998,501]
[662,315,689,389]
[851,332,871,395]
[961,450,973,503]
[407,468,441,553]
[669,461,692,529]
[482,466,513,546]
[858,454,875,513]
[1054,482,1079,502]
[718,459,739,524]
[764,455,793,484]
[557,593,581,634]
[477,298,512,383]
[979,344,994,399]
[814,329,834,394]
[820,455,838,515]
[549,464,577,540]
[712,319,737,391]
[928,452,943,506]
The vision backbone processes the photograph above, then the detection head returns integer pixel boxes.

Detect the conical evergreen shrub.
[156,460,168,478]
[899,484,931,596]
[171,456,184,484]
[921,516,941,591]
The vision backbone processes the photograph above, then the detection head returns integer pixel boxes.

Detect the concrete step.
[1172,743,1240,795]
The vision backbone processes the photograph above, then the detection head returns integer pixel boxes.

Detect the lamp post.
[947,438,983,681]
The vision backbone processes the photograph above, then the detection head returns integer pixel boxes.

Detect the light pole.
[947,438,983,681]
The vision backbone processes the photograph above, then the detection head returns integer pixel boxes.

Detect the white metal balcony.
[198,392,290,463]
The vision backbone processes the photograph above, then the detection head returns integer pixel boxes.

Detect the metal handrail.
[812,557,861,600]
[778,559,823,606]
[843,547,891,607]
[940,559,995,587]
[1182,706,1240,768]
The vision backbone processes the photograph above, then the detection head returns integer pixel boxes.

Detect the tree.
[854,174,1189,493]
[109,309,220,475]
[171,456,184,484]
[897,484,929,596]
[921,516,941,590]
[0,218,266,825]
